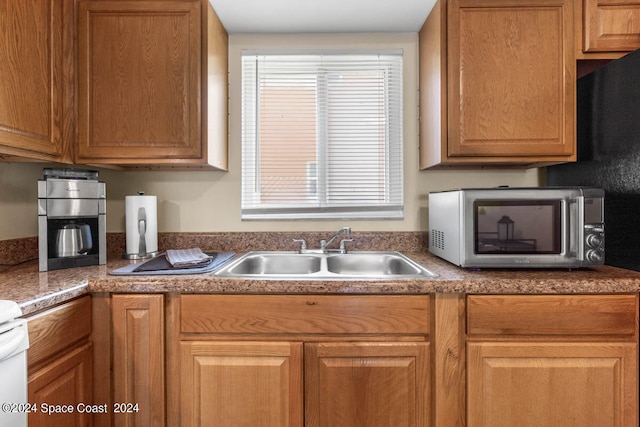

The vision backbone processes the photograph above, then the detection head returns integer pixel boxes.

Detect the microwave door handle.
[568,197,584,260]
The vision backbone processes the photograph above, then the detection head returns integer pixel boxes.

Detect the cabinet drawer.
[26,296,92,368]
[467,295,637,336]
[181,295,430,335]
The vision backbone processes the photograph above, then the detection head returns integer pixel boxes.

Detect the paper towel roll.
[125,193,158,258]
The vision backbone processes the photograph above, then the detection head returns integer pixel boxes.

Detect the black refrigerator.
[547,49,640,271]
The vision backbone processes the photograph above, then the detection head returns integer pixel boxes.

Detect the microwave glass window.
[474,200,561,254]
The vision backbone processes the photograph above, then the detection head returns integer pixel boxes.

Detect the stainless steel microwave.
[428,187,605,268]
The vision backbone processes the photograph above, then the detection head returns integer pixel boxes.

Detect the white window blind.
[241,51,403,220]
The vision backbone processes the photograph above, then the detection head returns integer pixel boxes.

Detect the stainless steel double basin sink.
[215,251,438,280]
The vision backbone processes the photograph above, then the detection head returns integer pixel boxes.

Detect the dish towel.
[165,248,212,268]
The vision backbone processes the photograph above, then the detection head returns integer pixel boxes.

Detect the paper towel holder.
[123,191,161,260]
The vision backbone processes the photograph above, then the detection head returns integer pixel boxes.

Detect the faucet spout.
[320,227,351,251]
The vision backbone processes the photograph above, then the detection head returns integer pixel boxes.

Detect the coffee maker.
[38,168,106,271]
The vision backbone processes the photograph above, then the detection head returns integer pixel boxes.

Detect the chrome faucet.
[320,227,351,252]
[292,239,307,252]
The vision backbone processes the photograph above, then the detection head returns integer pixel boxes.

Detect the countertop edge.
[8,252,640,316]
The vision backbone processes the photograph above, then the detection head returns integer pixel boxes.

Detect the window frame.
[241,50,404,220]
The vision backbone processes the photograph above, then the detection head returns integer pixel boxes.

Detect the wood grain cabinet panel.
[467,341,638,427]
[466,294,638,427]
[112,294,165,426]
[28,343,93,427]
[27,296,92,369]
[26,297,93,427]
[0,0,73,162]
[77,0,201,163]
[419,0,576,167]
[175,295,432,427]
[180,295,430,335]
[305,342,429,427]
[180,341,304,427]
[584,0,640,52]
[76,0,228,169]
[467,294,638,336]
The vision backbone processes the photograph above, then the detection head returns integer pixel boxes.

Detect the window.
[241,51,403,220]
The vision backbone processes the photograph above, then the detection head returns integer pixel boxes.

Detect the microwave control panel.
[583,196,604,263]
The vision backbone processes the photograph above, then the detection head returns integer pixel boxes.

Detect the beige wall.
[0,33,541,240]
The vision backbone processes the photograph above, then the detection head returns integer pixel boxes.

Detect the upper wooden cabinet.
[0,0,73,163]
[419,0,576,168]
[582,0,640,54]
[76,0,228,170]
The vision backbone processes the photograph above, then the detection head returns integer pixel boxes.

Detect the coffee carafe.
[55,223,93,258]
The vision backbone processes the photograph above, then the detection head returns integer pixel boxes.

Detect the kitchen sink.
[217,253,322,275]
[326,253,428,276]
[215,251,438,280]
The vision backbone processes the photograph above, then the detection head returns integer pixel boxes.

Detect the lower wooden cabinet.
[26,296,93,427]
[179,340,429,427]
[176,294,431,427]
[305,342,429,427]
[28,343,93,427]
[467,342,637,427]
[180,341,303,427]
[96,293,639,426]
[466,294,639,427]
[111,294,165,426]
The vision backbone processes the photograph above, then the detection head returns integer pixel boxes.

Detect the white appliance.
[0,300,29,427]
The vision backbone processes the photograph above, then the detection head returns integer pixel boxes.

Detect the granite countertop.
[3,251,640,316]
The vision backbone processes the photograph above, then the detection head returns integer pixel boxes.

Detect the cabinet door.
[77,0,201,164]
[180,341,303,427]
[305,342,429,427]
[0,0,72,162]
[467,342,638,427]
[112,294,165,426]
[448,0,575,160]
[583,0,640,52]
[28,343,93,427]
